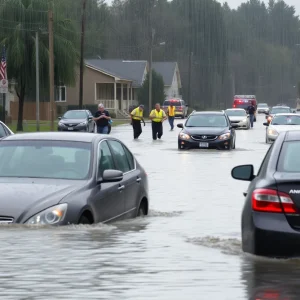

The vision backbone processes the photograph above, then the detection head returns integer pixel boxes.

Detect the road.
[1,114,300,299]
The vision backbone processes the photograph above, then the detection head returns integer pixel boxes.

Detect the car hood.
[0,179,82,223]
[60,118,86,124]
[270,125,300,133]
[183,126,228,135]
[228,116,246,121]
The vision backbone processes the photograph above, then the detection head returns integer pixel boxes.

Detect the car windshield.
[63,111,87,119]
[278,141,300,172]
[0,140,92,180]
[225,110,246,116]
[258,103,268,107]
[186,114,227,127]
[270,107,290,114]
[163,100,182,106]
[271,115,300,125]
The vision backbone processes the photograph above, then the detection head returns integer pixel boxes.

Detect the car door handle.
[136,178,141,183]
[118,185,125,191]
[243,192,247,197]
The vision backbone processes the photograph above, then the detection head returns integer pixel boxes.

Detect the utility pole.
[149,28,155,113]
[35,31,40,131]
[79,0,87,109]
[48,4,55,131]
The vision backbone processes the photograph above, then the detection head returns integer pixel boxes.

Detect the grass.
[8,119,130,133]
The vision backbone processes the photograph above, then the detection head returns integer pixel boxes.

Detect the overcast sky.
[104,0,300,15]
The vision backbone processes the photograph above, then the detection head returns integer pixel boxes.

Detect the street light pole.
[79,0,87,109]
[35,31,40,131]
[149,28,155,113]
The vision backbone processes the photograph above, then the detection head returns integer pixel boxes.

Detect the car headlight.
[79,121,87,126]
[25,203,68,225]
[242,118,247,122]
[179,132,190,140]
[267,129,278,136]
[218,133,231,140]
[58,121,64,126]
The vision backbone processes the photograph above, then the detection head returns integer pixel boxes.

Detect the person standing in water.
[149,103,167,140]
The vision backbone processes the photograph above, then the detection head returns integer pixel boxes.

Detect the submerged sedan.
[225,108,250,129]
[264,113,300,143]
[232,130,300,257]
[0,132,149,225]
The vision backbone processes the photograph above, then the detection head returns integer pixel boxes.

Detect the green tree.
[138,70,165,113]
[0,0,79,131]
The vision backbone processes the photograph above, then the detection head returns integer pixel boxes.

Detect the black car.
[232,130,300,257]
[58,110,95,132]
[177,111,238,150]
[0,132,149,225]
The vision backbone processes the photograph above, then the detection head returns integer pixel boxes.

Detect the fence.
[10,102,51,121]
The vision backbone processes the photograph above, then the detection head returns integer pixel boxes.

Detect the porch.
[95,82,139,112]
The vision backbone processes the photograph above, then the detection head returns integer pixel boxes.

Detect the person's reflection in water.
[241,256,300,299]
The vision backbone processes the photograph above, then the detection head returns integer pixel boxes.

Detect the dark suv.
[177,111,238,150]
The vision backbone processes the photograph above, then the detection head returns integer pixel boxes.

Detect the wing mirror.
[177,123,184,128]
[98,169,123,184]
[88,116,93,120]
[231,165,255,181]
[58,117,61,120]
[263,122,269,126]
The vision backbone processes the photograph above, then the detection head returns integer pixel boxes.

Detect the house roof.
[85,59,147,88]
[152,62,179,86]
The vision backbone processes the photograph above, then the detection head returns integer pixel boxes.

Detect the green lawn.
[8,119,130,133]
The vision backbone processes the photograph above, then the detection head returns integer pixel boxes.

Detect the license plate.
[68,127,73,130]
[199,142,209,148]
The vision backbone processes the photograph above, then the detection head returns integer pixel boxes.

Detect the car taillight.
[233,104,236,108]
[252,189,297,214]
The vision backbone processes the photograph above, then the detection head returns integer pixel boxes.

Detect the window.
[108,140,131,173]
[63,110,87,119]
[278,141,300,172]
[98,141,115,176]
[0,140,92,180]
[225,109,246,117]
[123,145,135,170]
[186,114,228,127]
[0,124,7,138]
[271,115,300,125]
[163,100,181,106]
[55,86,66,102]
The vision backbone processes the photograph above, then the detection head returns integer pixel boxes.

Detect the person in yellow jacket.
[167,102,176,130]
[130,104,145,139]
[149,103,167,140]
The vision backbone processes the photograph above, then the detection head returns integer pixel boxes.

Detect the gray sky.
[104,0,300,15]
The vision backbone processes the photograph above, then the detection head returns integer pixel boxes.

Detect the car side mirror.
[263,122,269,126]
[98,169,123,183]
[58,117,61,120]
[177,123,183,128]
[231,165,255,181]
[88,116,93,120]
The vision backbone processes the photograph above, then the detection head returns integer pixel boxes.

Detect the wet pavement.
[1,114,300,299]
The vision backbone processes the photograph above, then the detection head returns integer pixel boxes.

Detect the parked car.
[264,113,300,143]
[265,106,293,124]
[232,130,300,257]
[0,132,149,225]
[58,110,95,132]
[162,99,188,118]
[257,103,269,114]
[0,121,14,138]
[177,111,238,150]
[225,108,250,129]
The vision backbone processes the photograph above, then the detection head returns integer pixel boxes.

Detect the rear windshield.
[163,100,182,106]
[278,141,300,172]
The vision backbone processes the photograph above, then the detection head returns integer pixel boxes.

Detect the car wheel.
[181,115,184,119]
[78,215,91,224]
[137,201,147,217]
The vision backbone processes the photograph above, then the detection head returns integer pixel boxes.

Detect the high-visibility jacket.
[131,108,143,120]
[168,106,176,117]
[150,109,166,122]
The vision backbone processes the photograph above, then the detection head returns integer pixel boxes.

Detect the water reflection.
[242,256,300,300]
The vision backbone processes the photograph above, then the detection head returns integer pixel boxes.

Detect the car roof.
[2,132,102,142]
[191,111,225,115]
[285,130,300,141]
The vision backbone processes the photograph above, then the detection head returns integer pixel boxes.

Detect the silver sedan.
[225,108,250,129]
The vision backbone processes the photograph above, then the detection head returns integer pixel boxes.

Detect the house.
[58,59,148,115]
[152,62,182,99]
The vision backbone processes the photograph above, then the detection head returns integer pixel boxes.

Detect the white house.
[152,62,182,99]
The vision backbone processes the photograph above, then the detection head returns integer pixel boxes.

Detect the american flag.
[0,46,7,80]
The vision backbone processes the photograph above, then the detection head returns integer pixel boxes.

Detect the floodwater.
[1,114,300,300]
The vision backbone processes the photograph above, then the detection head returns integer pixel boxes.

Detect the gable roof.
[152,62,179,86]
[85,59,147,88]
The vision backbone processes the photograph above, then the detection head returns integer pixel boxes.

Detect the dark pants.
[249,114,254,127]
[132,119,142,139]
[152,121,163,140]
[108,124,111,134]
[97,125,109,134]
[168,116,175,130]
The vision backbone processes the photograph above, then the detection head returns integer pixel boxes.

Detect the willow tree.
[0,0,79,131]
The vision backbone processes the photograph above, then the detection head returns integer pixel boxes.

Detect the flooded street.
[2,114,300,300]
